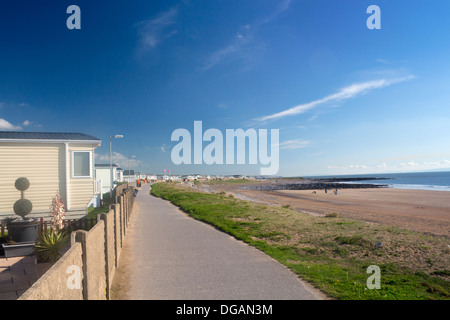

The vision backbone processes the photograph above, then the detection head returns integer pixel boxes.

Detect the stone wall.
[18,243,84,300]
[19,186,136,300]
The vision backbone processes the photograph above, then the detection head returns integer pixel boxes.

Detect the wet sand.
[215,185,450,238]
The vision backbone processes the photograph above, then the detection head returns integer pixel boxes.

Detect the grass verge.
[87,193,113,220]
[151,182,450,300]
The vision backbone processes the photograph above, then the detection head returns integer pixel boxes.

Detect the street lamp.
[110,134,123,197]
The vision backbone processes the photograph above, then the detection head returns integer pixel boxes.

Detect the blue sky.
[1,0,450,176]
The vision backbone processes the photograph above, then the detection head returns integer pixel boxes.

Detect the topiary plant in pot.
[7,177,40,243]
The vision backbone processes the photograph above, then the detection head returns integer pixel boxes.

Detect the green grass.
[87,192,113,220]
[150,182,450,300]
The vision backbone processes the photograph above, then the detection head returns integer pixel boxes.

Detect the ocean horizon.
[304,171,450,192]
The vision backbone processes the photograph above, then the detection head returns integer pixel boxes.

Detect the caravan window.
[72,151,92,178]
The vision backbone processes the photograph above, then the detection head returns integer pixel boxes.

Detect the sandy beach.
[207,183,450,238]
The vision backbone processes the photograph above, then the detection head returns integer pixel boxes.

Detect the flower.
[49,190,66,233]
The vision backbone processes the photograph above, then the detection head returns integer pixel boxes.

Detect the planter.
[7,219,39,242]
[2,241,36,258]
[0,237,8,256]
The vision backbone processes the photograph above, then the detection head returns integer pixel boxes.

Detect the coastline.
[157,182,450,299]
[205,181,450,239]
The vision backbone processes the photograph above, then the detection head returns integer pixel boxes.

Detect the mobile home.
[0,131,102,220]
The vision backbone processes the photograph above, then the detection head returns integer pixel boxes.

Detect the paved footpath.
[110,184,325,300]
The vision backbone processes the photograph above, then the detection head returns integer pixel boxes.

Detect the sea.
[306,171,450,192]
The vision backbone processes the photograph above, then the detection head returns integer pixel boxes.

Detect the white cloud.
[308,151,325,157]
[203,25,255,70]
[328,159,450,174]
[203,0,291,70]
[160,144,168,153]
[257,76,414,122]
[0,118,22,131]
[328,164,368,170]
[23,120,31,126]
[137,7,178,51]
[278,139,311,150]
[95,152,142,168]
[377,162,388,168]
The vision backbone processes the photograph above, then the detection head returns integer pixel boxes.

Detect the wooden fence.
[0,222,5,238]
[38,217,97,236]
[0,217,97,238]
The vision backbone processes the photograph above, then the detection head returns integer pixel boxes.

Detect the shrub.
[35,229,69,264]
[325,212,339,218]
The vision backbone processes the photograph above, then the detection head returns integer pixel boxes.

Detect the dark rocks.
[241,179,388,191]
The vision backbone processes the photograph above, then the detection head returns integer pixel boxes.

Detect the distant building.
[116,167,124,182]
[94,164,120,194]
[123,170,135,183]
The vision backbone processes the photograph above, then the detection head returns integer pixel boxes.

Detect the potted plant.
[2,178,39,257]
[6,177,40,242]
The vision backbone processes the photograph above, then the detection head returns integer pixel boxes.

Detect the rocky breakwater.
[241,177,389,191]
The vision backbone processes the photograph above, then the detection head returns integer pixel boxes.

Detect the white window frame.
[71,150,93,179]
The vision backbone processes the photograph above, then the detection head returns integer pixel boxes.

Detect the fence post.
[119,195,124,248]
[113,202,120,268]
[73,230,88,300]
[123,192,127,235]
[99,208,114,300]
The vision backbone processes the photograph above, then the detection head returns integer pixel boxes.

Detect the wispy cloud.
[160,144,168,153]
[328,159,450,173]
[136,7,178,52]
[95,152,143,168]
[203,24,256,71]
[308,151,325,157]
[0,118,22,131]
[278,139,311,150]
[328,164,368,170]
[203,0,291,70]
[256,76,414,122]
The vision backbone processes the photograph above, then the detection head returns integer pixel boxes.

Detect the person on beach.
[335,189,338,195]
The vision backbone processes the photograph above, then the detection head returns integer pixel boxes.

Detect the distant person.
[335,189,338,195]
[325,188,327,194]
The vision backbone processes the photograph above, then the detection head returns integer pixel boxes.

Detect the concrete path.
[110,184,324,300]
